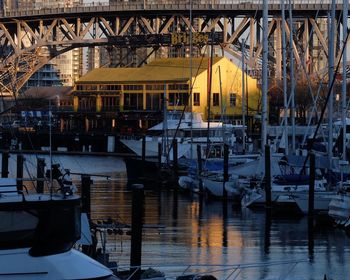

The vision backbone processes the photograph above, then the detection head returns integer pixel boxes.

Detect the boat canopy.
[0,194,81,257]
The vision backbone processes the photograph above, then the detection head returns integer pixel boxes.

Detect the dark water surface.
[87,174,350,280]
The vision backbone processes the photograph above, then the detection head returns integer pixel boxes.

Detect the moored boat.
[0,176,119,279]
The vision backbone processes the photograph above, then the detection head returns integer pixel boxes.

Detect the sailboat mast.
[342,0,348,162]
[218,65,225,145]
[261,0,268,152]
[206,31,214,156]
[281,0,288,155]
[288,0,296,153]
[328,0,336,164]
[49,99,53,198]
[189,0,193,159]
[162,82,168,163]
[241,39,246,154]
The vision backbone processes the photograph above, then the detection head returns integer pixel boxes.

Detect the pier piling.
[16,154,24,192]
[308,152,315,216]
[158,142,162,167]
[173,139,178,178]
[1,150,9,178]
[81,175,92,219]
[36,158,45,193]
[81,175,92,255]
[223,144,229,200]
[130,184,144,280]
[141,135,146,162]
[197,145,203,193]
[264,145,271,207]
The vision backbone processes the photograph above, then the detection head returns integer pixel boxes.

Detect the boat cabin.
[0,191,81,257]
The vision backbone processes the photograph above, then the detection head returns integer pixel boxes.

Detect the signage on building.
[107,32,222,47]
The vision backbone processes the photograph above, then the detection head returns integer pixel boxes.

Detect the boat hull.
[328,194,350,225]
[202,177,241,202]
[124,157,177,187]
[0,248,116,279]
[292,192,336,214]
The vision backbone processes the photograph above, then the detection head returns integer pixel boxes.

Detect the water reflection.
[86,177,350,279]
[9,154,350,279]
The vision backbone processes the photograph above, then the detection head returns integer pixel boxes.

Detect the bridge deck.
[0,1,346,20]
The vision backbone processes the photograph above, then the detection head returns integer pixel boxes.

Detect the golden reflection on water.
[18,156,350,279]
[23,168,350,279]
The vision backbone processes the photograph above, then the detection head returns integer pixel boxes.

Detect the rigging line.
[301,73,329,146]
[301,0,342,119]
[273,0,326,146]
[276,7,331,146]
[300,24,350,174]
[164,45,209,161]
[206,30,214,159]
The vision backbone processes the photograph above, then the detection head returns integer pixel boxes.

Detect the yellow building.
[73,57,261,125]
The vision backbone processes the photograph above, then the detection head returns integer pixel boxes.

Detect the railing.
[1,0,347,18]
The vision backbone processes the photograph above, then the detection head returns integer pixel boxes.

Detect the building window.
[193,92,200,106]
[169,92,189,106]
[102,96,119,111]
[213,93,219,106]
[146,84,164,90]
[124,93,143,110]
[230,93,237,107]
[146,93,161,110]
[124,84,143,91]
[78,97,96,111]
[168,84,189,90]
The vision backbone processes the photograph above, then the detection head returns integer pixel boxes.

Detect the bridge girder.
[0,8,343,96]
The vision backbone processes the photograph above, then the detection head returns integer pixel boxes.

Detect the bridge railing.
[1,0,347,12]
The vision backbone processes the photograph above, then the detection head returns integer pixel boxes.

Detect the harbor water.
[9,154,350,279]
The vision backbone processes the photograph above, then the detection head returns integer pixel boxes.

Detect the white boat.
[292,191,336,214]
[202,174,243,201]
[121,111,242,160]
[178,175,201,193]
[241,175,327,209]
[328,193,350,225]
[0,177,119,279]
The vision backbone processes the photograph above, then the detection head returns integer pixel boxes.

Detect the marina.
[1,0,350,279]
[0,154,348,279]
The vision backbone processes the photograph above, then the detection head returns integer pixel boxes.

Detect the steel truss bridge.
[0,0,348,95]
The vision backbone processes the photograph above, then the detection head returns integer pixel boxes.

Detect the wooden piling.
[81,175,92,219]
[16,154,24,192]
[264,145,271,207]
[130,184,144,280]
[81,175,93,255]
[197,145,203,192]
[308,152,315,216]
[141,135,146,162]
[173,139,178,178]
[1,150,9,178]
[223,144,229,199]
[158,142,162,167]
[36,158,45,193]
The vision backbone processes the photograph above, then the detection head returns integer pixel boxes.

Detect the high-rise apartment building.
[7,0,84,86]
